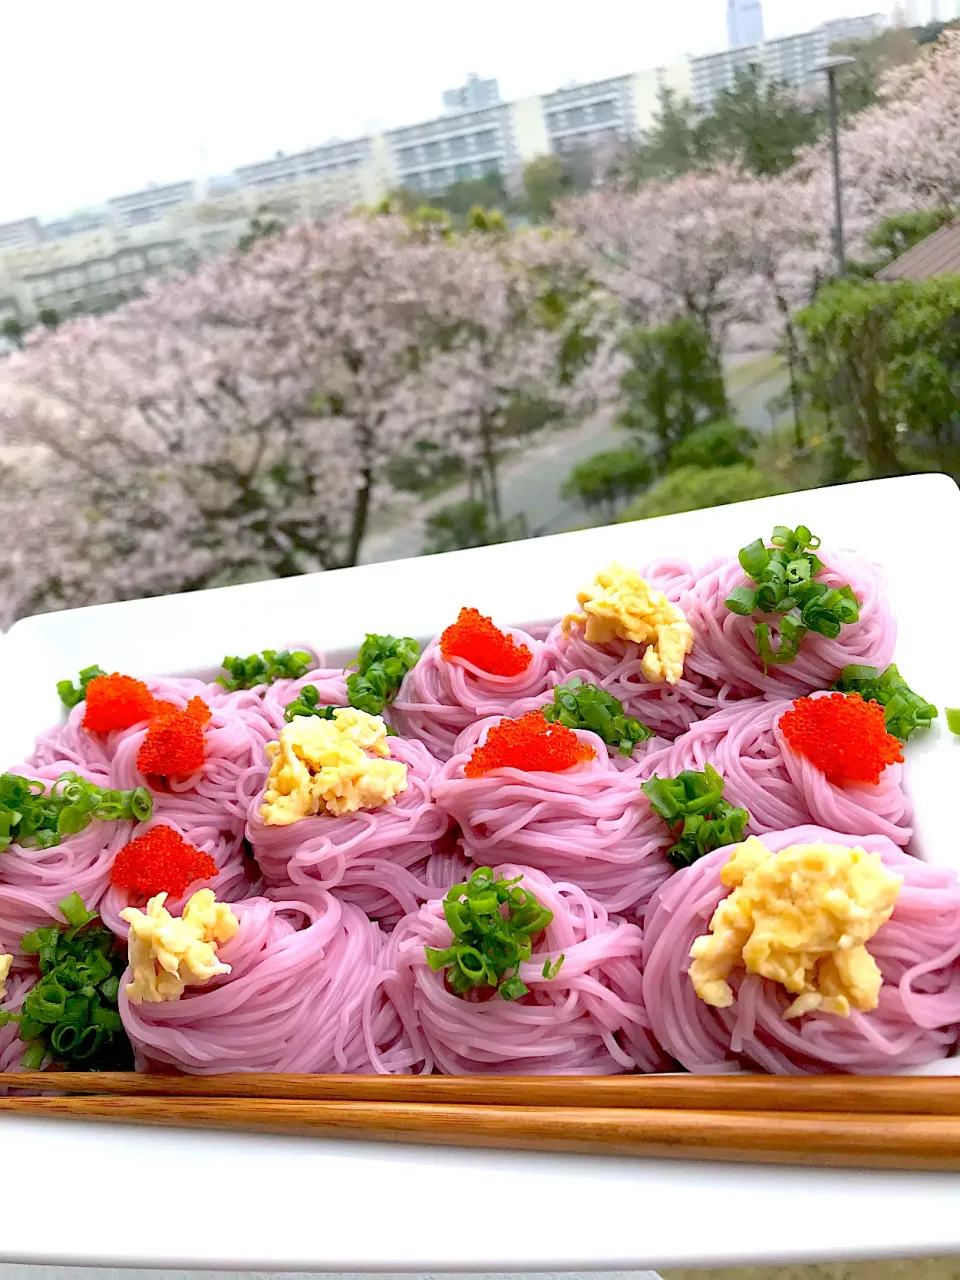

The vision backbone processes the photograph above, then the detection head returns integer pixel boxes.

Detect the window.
[398,146,419,166]
[455,162,472,180]
[405,172,422,189]
[425,140,442,160]
[473,129,497,151]
[566,105,586,127]
[594,99,615,122]
[448,134,467,157]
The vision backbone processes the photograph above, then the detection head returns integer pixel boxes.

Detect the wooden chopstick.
[10,1071,960,1115]
[3,1095,960,1170]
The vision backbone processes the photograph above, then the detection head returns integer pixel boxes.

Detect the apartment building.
[691,13,883,108]
[0,219,41,252]
[107,180,197,229]
[0,57,693,318]
[442,74,501,113]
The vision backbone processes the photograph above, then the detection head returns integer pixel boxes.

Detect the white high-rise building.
[727,0,764,47]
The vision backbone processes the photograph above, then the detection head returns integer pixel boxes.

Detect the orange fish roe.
[779,692,903,786]
[82,674,157,733]
[465,709,596,778]
[110,824,218,900]
[440,607,532,677]
[136,700,210,777]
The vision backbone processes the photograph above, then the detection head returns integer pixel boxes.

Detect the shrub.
[561,447,653,521]
[668,420,758,470]
[619,464,783,521]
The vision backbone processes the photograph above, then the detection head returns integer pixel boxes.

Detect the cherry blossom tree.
[557,168,769,354]
[0,213,611,625]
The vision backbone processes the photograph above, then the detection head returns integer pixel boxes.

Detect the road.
[360,357,788,564]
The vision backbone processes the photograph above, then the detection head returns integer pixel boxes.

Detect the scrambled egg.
[121,888,239,1004]
[563,563,694,685]
[0,953,11,1003]
[260,707,408,826]
[688,837,902,1019]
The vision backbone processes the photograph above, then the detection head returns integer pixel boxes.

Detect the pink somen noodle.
[257,663,349,736]
[106,678,280,831]
[390,624,562,763]
[98,804,262,939]
[244,735,453,927]
[642,825,960,1074]
[0,971,32,1078]
[119,891,413,1074]
[543,559,730,740]
[679,547,896,701]
[639,695,912,848]
[432,718,674,915]
[0,757,135,967]
[368,862,671,1075]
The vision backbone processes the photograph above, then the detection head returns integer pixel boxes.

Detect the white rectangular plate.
[2,473,960,1272]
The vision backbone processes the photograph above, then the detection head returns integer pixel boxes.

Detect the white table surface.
[2,474,960,1272]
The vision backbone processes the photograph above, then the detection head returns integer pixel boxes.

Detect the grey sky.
[0,0,909,222]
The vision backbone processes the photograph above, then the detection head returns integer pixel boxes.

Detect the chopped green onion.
[542,678,652,757]
[345,634,420,716]
[946,708,960,735]
[725,524,859,669]
[832,664,937,742]
[0,771,151,854]
[424,866,553,1000]
[16,896,132,1073]
[541,954,565,980]
[283,684,338,723]
[57,665,106,710]
[642,763,750,871]
[217,649,313,692]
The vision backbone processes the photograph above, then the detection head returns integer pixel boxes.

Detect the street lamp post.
[815,54,856,279]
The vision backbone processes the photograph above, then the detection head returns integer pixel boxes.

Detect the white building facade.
[692,13,883,109]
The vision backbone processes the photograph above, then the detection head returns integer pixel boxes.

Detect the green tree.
[37,307,61,329]
[423,500,527,554]
[1,316,26,348]
[523,155,569,221]
[618,86,711,184]
[620,463,783,521]
[668,420,758,470]
[434,174,508,218]
[561,447,653,521]
[237,212,286,252]
[795,276,960,479]
[705,65,822,177]
[886,277,960,471]
[618,318,729,471]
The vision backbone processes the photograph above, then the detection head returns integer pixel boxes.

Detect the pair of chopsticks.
[4,1072,960,1170]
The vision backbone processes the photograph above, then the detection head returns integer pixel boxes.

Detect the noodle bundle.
[544,559,728,739]
[119,891,411,1074]
[391,625,561,762]
[371,863,670,1075]
[640,696,912,847]
[98,802,261,938]
[107,678,279,827]
[0,758,133,965]
[244,736,453,925]
[680,549,896,700]
[642,826,960,1074]
[432,719,673,914]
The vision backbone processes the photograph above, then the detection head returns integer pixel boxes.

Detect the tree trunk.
[345,466,373,567]
[480,412,503,528]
